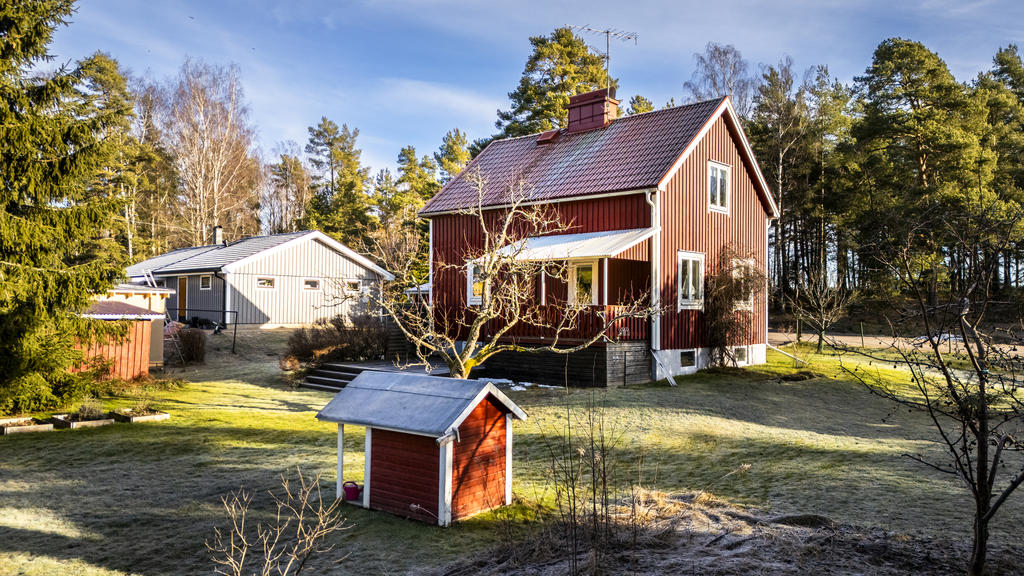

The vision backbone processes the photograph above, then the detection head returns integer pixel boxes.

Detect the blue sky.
[52,0,1024,174]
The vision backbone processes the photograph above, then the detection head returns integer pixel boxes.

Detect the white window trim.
[677,251,705,311]
[679,349,698,369]
[734,345,749,364]
[466,262,483,306]
[733,258,756,311]
[199,275,212,291]
[708,160,731,215]
[303,277,322,292]
[342,279,362,294]
[255,276,277,290]
[568,261,599,306]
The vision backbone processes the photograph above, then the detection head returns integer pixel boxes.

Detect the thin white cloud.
[374,78,502,123]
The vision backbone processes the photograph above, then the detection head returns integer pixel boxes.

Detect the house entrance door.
[178,277,188,321]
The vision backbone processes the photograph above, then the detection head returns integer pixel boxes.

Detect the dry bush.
[179,328,207,363]
[285,314,385,364]
[76,397,106,420]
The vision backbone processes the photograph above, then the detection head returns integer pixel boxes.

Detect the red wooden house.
[419,88,779,386]
[316,372,527,526]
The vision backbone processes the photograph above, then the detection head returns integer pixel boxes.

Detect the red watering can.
[342,481,361,501]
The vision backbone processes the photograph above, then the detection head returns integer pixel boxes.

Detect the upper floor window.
[677,251,705,310]
[708,161,730,213]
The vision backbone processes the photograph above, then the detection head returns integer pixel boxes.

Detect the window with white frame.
[343,280,360,293]
[256,277,276,289]
[680,349,697,368]
[734,346,748,363]
[708,161,730,212]
[303,278,321,291]
[569,262,598,305]
[199,275,212,290]
[677,251,705,310]
[732,258,756,310]
[467,262,484,306]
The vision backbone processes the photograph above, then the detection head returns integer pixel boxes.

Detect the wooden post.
[336,423,344,500]
[860,323,865,349]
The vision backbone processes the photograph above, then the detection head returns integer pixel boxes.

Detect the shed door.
[177,277,188,321]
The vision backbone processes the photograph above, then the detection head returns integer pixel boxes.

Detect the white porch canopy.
[494,227,657,261]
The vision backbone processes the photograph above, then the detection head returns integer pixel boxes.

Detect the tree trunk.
[968,514,988,576]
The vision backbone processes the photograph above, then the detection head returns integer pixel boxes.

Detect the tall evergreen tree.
[625,94,654,115]
[495,27,615,137]
[0,1,132,412]
[304,117,373,247]
[396,145,440,205]
[434,128,471,184]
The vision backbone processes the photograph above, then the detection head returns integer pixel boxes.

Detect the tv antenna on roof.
[568,25,638,90]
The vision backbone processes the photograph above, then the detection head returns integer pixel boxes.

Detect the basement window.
[680,350,696,368]
[677,251,705,311]
[256,277,276,289]
[708,161,730,213]
[734,346,748,363]
[304,278,321,291]
[199,275,212,290]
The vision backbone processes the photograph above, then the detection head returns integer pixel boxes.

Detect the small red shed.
[316,372,527,526]
[75,301,164,379]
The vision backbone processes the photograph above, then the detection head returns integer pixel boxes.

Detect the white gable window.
[256,277,276,289]
[467,262,484,306]
[344,280,360,293]
[569,262,598,306]
[199,275,212,290]
[304,278,321,291]
[708,161,730,213]
[677,251,705,310]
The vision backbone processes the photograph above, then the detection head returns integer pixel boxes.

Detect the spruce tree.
[434,128,470,184]
[0,1,131,413]
[304,117,374,248]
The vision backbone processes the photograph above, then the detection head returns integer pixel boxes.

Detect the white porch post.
[336,423,344,499]
[603,258,609,305]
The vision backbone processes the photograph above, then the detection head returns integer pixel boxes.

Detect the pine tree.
[625,95,654,115]
[434,128,471,184]
[0,1,132,413]
[495,27,615,137]
[304,117,374,248]
[396,145,440,205]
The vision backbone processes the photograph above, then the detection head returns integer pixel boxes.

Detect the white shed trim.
[505,413,513,506]
[363,427,372,509]
[222,231,394,280]
[439,442,453,526]
[336,423,344,500]
[438,384,528,444]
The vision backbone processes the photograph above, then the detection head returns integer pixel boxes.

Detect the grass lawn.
[1,330,1021,575]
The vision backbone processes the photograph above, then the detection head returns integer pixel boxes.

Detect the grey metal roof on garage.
[126,231,311,276]
[316,371,526,440]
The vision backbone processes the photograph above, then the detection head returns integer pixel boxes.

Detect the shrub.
[77,397,106,420]
[286,314,386,365]
[179,328,207,363]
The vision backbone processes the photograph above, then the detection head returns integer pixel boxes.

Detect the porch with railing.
[482,305,649,344]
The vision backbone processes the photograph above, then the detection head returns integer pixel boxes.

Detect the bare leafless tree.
[206,468,351,576]
[379,170,655,379]
[841,209,1024,576]
[162,58,261,245]
[789,271,855,352]
[262,142,312,234]
[683,42,759,120]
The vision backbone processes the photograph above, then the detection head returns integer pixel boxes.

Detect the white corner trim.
[447,385,528,434]
[363,427,372,509]
[505,414,513,506]
[428,220,434,306]
[602,258,609,306]
[439,442,453,526]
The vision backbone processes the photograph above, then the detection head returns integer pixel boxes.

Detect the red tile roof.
[420,98,726,215]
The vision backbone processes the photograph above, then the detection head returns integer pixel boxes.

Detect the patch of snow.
[535,384,561,389]
[509,385,527,391]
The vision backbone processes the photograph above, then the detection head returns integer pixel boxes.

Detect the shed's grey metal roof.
[141,231,311,274]
[316,372,527,440]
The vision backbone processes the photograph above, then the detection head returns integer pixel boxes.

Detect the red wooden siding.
[431,193,652,315]
[73,321,151,380]
[452,395,507,519]
[369,429,440,522]
[659,115,768,349]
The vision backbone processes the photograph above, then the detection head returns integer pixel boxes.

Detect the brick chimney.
[212,225,223,246]
[567,87,619,134]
